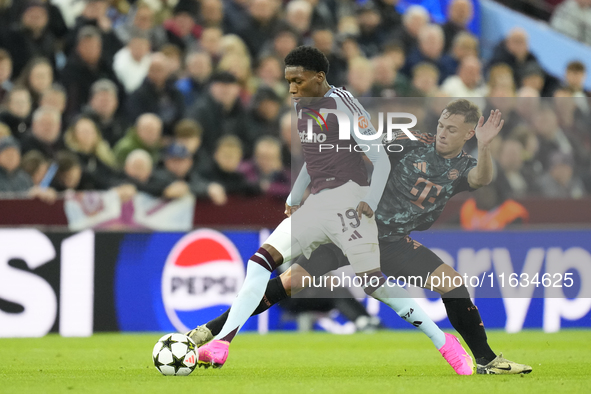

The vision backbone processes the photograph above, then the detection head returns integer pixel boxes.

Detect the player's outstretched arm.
[468,109,504,189]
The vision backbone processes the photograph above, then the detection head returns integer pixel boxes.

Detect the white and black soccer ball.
[152,333,198,376]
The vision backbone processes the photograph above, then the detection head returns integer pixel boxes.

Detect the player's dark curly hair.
[284,46,330,75]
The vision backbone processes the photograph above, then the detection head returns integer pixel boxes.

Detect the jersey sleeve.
[286,163,310,206]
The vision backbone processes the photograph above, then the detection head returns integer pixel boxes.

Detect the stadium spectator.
[160,43,183,80]
[199,27,223,64]
[113,30,152,93]
[410,62,441,97]
[375,0,402,36]
[514,87,541,129]
[126,52,185,135]
[355,2,386,58]
[201,135,259,197]
[0,48,12,103]
[122,148,188,199]
[115,2,168,49]
[371,55,411,98]
[254,55,288,100]
[339,34,363,61]
[239,136,290,199]
[402,24,456,83]
[285,0,313,38]
[51,150,84,191]
[346,57,374,98]
[50,0,85,29]
[449,31,479,64]
[311,29,347,88]
[154,142,225,204]
[538,151,586,199]
[442,0,474,53]
[63,115,119,189]
[82,79,127,147]
[265,27,299,60]
[553,88,591,155]
[0,87,32,139]
[64,0,123,61]
[0,136,33,192]
[236,0,282,58]
[564,61,590,115]
[163,1,201,53]
[487,28,543,88]
[176,51,213,108]
[200,0,226,30]
[220,33,250,58]
[172,118,213,174]
[187,71,250,157]
[550,0,591,45]
[217,46,255,104]
[113,113,162,167]
[20,106,63,159]
[441,56,487,97]
[16,57,54,109]
[382,42,406,72]
[0,1,58,77]
[246,87,283,141]
[222,0,250,35]
[21,149,49,186]
[487,63,516,95]
[531,105,583,171]
[40,84,67,117]
[387,5,429,55]
[61,26,122,119]
[494,139,537,199]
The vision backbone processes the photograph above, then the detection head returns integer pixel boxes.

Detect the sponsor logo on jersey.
[161,229,245,333]
[303,107,328,131]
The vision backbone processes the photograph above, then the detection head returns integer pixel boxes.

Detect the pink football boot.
[198,340,230,369]
[438,333,474,375]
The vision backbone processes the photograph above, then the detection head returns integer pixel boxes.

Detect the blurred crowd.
[0,0,589,207]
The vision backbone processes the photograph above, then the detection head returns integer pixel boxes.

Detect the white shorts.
[264,181,379,271]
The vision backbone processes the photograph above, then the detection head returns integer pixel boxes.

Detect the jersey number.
[410,177,443,209]
[337,209,360,233]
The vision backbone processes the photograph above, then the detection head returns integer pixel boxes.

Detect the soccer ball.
[152,333,198,376]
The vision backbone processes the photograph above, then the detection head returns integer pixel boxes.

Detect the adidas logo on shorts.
[348,231,363,241]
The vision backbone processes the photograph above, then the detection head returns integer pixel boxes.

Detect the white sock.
[370,285,446,349]
[215,261,271,341]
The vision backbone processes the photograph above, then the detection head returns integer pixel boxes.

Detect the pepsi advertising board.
[0,228,590,337]
[115,229,257,334]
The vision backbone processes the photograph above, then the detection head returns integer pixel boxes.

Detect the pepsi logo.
[162,229,245,333]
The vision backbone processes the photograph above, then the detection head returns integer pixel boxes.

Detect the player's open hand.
[474,109,504,147]
[285,203,300,217]
[356,201,374,218]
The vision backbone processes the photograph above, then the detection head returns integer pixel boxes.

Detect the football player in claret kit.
[190,98,532,375]
[193,46,474,374]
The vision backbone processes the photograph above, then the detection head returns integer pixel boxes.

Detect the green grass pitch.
[1,330,590,394]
